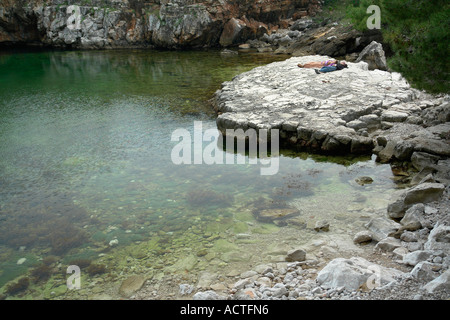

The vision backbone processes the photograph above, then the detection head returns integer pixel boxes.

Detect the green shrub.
[344,0,449,93]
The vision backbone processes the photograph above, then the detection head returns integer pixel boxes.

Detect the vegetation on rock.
[325,0,449,93]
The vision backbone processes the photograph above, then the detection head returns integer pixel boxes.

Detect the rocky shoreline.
[185,186,449,301]
[130,172,447,301]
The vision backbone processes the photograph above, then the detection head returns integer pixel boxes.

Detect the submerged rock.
[314,220,330,232]
[355,176,374,186]
[119,275,147,298]
[253,207,300,224]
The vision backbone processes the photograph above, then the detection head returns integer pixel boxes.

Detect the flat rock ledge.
[212,55,446,156]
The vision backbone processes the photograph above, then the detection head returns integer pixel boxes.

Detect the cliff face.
[0,0,321,49]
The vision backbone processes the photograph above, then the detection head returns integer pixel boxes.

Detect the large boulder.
[316,257,404,291]
[219,17,268,47]
[423,268,450,294]
[387,183,445,219]
[356,41,388,71]
[220,18,245,47]
[364,217,401,242]
[424,221,450,251]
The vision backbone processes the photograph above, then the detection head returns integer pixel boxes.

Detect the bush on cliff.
[344,0,449,94]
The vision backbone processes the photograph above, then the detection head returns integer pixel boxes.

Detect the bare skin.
[298,60,337,68]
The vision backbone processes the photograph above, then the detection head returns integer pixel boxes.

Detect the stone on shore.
[285,248,307,262]
[193,290,226,300]
[374,237,402,252]
[423,269,450,294]
[410,261,441,282]
[400,204,427,230]
[364,217,401,242]
[387,183,445,219]
[353,231,373,244]
[316,257,404,291]
[424,222,450,252]
[403,250,433,267]
[355,41,388,71]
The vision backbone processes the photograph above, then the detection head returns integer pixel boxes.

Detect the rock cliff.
[0,0,321,49]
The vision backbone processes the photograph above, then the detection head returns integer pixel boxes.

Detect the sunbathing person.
[298,60,348,73]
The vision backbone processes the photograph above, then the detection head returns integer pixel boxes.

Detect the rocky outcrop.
[356,40,387,71]
[213,55,427,154]
[212,51,449,159]
[236,18,384,58]
[0,0,321,49]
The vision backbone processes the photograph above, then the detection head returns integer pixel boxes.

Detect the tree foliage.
[345,0,449,93]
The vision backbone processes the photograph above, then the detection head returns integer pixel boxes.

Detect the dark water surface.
[0,49,397,299]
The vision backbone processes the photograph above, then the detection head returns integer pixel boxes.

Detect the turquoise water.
[0,49,398,299]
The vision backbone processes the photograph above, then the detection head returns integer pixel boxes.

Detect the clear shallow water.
[0,49,398,299]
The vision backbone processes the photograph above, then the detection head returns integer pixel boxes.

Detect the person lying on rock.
[298,60,348,74]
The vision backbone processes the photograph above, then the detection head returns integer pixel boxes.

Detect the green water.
[0,49,398,299]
